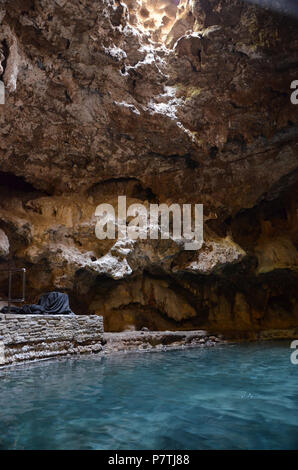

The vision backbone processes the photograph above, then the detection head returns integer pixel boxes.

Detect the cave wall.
[0,0,297,335]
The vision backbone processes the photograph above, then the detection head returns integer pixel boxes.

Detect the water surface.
[0,341,297,449]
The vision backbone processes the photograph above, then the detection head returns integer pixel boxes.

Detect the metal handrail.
[0,268,26,314]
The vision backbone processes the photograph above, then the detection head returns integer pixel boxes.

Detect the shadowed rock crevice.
[0,171,46,195]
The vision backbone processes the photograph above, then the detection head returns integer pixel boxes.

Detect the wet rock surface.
[103,329,224,354]
[0,1,297,336]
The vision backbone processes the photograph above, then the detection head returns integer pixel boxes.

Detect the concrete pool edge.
[0,313,297,368]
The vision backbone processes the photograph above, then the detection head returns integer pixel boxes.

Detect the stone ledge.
[103,330,224,354]
[0,314,104,366]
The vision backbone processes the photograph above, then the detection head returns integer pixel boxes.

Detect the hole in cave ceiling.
[133,0,189,43]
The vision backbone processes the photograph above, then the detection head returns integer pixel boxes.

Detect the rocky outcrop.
[0,229,9,258]
[103,329,224,354]
[0,1,297,336]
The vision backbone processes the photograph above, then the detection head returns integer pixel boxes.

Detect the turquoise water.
[0,342,297,450]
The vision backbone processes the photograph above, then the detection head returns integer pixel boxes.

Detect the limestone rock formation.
[0,228,9,258]
[0,0,297,336]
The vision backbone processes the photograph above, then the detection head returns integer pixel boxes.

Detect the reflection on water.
[0,342,297,450]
